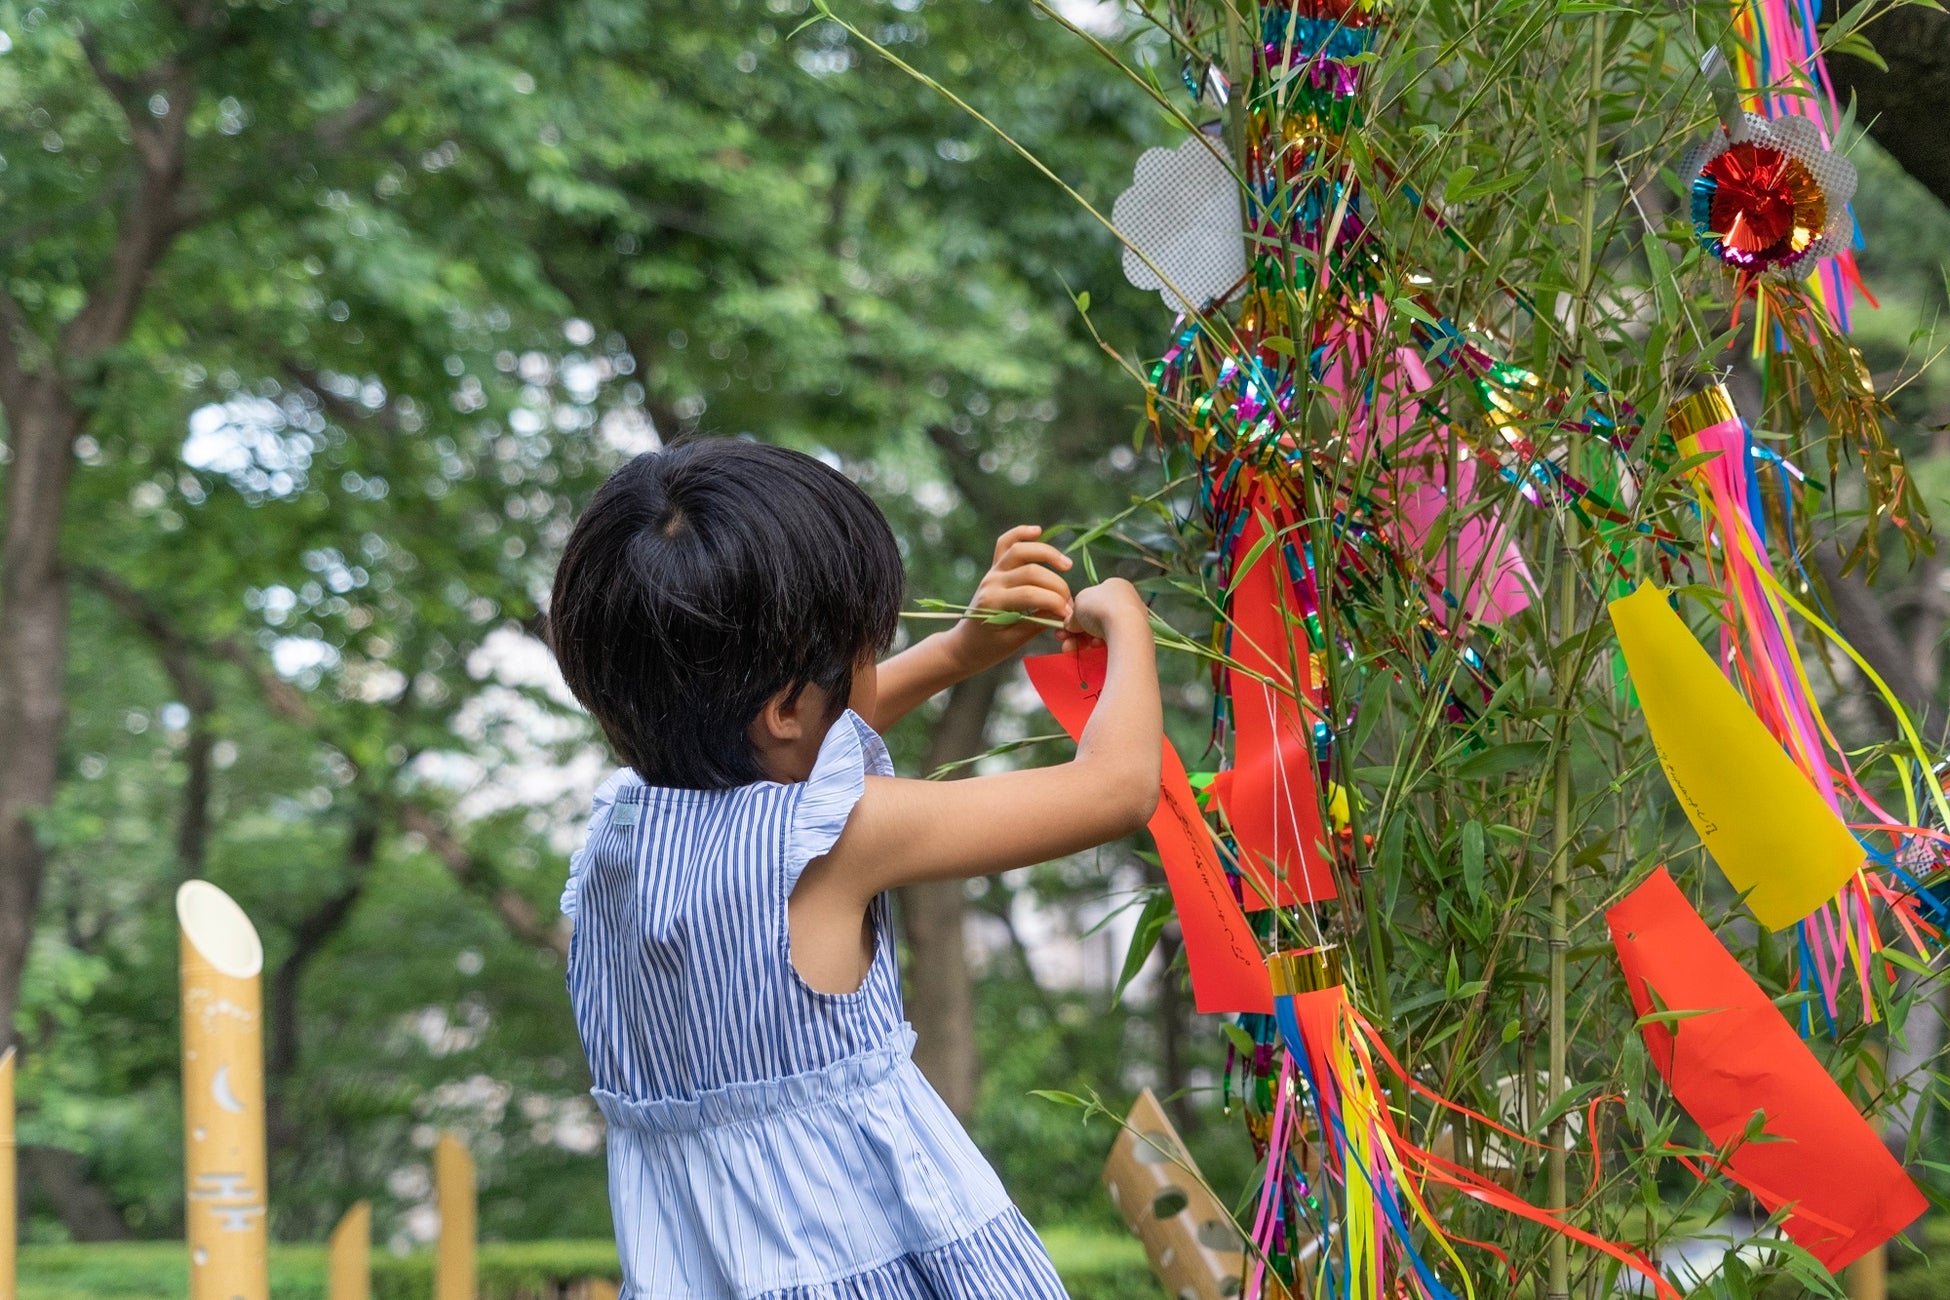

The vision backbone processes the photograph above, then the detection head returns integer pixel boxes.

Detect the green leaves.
[1451,741,1548,780]
[1112,888,1176,1004]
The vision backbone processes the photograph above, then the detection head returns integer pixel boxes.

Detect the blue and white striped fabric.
[562,711,1069,1300]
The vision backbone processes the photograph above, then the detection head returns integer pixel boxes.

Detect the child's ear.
[755,686,811,743]
[749,683,832,782]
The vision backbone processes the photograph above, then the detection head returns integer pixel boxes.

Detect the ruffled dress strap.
[560,767,643,922]
[784,710,893,892]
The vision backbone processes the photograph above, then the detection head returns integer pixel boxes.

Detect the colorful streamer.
[1210,496,1339,908]
[1026,646,1275,1014]
[1262,947,1682,1300]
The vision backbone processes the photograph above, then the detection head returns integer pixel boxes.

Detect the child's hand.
[1061,578,1150,649]
[948,525,1075,671]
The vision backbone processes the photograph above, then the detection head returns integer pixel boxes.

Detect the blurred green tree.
[0,0,1168,1244]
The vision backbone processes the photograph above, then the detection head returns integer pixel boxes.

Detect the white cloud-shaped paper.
[1112,134,1246,311]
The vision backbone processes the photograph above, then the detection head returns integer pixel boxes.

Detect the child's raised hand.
[948,525,1075,671]
[1060,577,1150,651]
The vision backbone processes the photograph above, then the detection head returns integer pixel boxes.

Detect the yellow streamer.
[1750,567,1950,835]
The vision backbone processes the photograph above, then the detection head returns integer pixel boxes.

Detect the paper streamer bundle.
[1261,948,1680,1300]
[1125,1,1529,910]
[1610,384,1949,1021]
[1027,647,1274,1016]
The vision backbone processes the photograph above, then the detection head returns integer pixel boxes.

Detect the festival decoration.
[1112,132,1249,311]
[1033,654,1679,1296]
[1683,113,1856,285]
[1263,947,1681,1300]
[1728,0,1872,330]
[1607,869,1924,1268]
[907,0,1944,1281]
[178,880,270,1300]
[1209,508,1339,908]
[1608,582,1863,932]
[1028,647,1273,1013]
[1683,8,1926,561]
[1614,384,1950,1021]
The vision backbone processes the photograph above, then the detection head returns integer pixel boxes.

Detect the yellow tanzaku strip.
[1609,584,1864,929]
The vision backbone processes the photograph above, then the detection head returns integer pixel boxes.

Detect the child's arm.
[827,578,1162,892]
[864,525,1074,733]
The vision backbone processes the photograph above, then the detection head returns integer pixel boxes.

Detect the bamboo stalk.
[1,1046,14,1300]
[328,1201,371,1300]
[178,881,269,1300]
[434,1132,477,1300]
[1547,15,1611,1300]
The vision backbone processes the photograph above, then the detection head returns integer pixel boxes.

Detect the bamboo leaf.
[1461,819,1486,903]
[1452,741,1548,780]
[1113,888,1176,1004]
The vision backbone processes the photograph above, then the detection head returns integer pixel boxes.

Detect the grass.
[16,1229,1160,1300]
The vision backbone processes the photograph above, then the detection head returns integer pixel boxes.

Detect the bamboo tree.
[1547,12,1616,1298]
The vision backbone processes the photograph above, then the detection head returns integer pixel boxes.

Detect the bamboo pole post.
[434,1131,476,1300]
[1845,1242,1886,1300]
[177,881,269,1300]
[328,1201,371,1300]
[1,1046,15,1300]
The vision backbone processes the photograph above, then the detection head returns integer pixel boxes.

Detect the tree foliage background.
[6,0,1950,1289]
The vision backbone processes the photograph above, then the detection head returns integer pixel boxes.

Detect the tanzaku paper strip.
[1027,647,1273,1015]
[1609,583,1863,930]
[1210,506,1338,908]
[1608,869,1923,1270]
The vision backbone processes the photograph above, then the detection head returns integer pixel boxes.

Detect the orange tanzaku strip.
[1026,646,1273,1015]
[1607,869,1924,1270]
[1209,501,1338,909]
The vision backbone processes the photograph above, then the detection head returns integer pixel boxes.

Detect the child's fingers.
[991,524,1042,563]
[992,564,1073,603]
[996,540,1072,573]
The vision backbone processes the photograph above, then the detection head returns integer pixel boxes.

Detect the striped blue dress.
[561,710,1070,1299]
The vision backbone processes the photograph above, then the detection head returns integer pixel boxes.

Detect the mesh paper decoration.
[1682,113,1856,279]
[1112,132,1249,311]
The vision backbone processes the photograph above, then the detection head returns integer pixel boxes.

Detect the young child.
[549,438,1163,1299]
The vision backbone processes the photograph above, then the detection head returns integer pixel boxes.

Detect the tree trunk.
[0,40,193,1047]
[1153,921,1199,1137]
[0,381,82,1051]
[267,811,380,1157]
[18,1143,130,1241]
[897,665,1008,1118]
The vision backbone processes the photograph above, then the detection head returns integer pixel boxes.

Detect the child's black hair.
[549,438,904,789]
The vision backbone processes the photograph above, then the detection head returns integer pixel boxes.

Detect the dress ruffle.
[752,1207,1068,1300]
[596,1027,1037,1298]
[593,1025,918,1133]
[561,767,642,922]
[785,711,893,890]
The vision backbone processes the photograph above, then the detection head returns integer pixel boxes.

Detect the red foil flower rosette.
[1683,113,1856,277]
